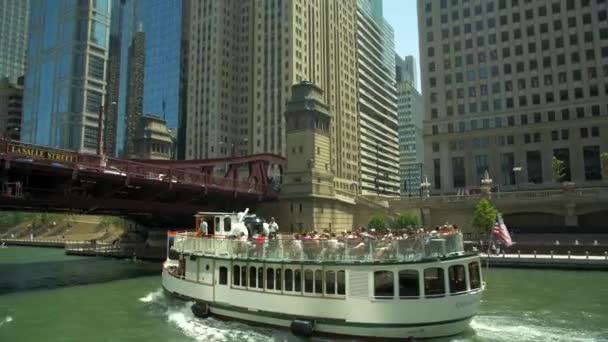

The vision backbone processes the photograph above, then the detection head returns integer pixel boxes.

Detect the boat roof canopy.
[194,211,237,217]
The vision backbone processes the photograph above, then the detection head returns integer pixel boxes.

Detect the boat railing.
[171,232,465,263]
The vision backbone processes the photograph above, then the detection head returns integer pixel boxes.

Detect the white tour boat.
[162,209,484,339]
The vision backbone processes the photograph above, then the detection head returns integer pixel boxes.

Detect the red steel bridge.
[0,139,285,225]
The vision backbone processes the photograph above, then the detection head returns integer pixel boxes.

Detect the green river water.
[0,246,606,342]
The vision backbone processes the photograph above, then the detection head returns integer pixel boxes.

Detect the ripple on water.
[470,314,607,342]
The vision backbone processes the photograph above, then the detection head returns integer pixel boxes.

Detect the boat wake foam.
[139,288,164,303]
[466,314,606,342]
[165,302,278,342]
[138,289,291,341]
[0,316,13,327]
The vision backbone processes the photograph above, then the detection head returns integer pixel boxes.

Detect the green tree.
[367,213,387,230]
[551,156,566,183]
[394,212,419,228]
[472,198,497,237]
[601,152,608,179]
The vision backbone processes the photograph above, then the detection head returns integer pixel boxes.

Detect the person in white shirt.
[200,220,208,235]
[268,217,279,239]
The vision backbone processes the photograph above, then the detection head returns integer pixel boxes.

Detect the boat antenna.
[239,208,250,223]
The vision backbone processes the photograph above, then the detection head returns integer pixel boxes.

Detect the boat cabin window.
[314,270,323,294]
[275,269,282,291]
[219,266,228,285]
[469,262,481,290]
[224,217,231,232]
[249,266,257,288]
[257,267,264,289]
[233,265,240,286]
[266,268,275,290]
[285,269,293,291]
[337,271,346,295]
[374,271,394,299]
[326,271,336,294]
[294,269,302,292]
[213,216,220,234]
[424,268,445,297]
[398,270,420,298]
[449,265,467,294]
[304,270,314,293]
[241,266,248,287]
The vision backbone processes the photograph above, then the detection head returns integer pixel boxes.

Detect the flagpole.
[486,213,498,271]
[485,229,493,271]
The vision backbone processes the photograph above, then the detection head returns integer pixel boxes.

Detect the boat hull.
[162,267,481,339]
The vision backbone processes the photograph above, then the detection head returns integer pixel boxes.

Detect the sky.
[382,0,421,91]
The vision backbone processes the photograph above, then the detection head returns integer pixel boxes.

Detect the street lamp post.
[513,166,522,191]
[420,175,431,198]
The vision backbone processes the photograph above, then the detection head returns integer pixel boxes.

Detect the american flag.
[493,213,513,247]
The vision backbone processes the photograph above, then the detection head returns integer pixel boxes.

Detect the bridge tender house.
[8,144,76,163]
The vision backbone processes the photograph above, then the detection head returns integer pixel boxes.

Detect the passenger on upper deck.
[199,219,208,236]
[268,217,279,239]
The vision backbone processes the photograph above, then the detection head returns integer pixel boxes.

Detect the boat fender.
[290,320,315,337]
[191,302,210,319]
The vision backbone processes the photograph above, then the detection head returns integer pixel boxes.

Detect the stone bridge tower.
[268,81,355,232]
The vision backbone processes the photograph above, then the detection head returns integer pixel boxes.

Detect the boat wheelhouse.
[162,210,484,339]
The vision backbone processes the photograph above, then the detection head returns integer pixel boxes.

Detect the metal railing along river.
[171,232,466,263]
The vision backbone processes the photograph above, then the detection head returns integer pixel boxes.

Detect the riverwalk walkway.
[0,238,85,248]
[482,252,608,270]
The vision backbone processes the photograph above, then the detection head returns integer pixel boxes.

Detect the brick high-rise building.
[124,29,145,157]
[184,0,360,192]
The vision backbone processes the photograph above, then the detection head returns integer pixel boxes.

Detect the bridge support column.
[565,203,578,227]
[421,207,432,227]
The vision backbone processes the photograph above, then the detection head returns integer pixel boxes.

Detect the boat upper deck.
[171,232,468,264]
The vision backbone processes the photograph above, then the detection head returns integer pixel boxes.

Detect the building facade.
[106,0,184,158]
[356,0,400,196]
[184,0,360,193]
[0,77,23,140]
[396,55,424,197]
[0,0,29,84]
[22,0,110,152]
[418,0,608,194]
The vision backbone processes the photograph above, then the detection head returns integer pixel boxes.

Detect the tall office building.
[396,54,424,196]
[396,55,418,87]
[106,0,184,157]
[356,0,400,196]
[184,0,360,192]
[418,0,608,194]
[22,0,111,152]
[0,0,29,83]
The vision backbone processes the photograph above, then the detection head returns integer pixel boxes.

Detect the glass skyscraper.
[0,0,30,83]
[106,0,183,157]
[22,0,111,152]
